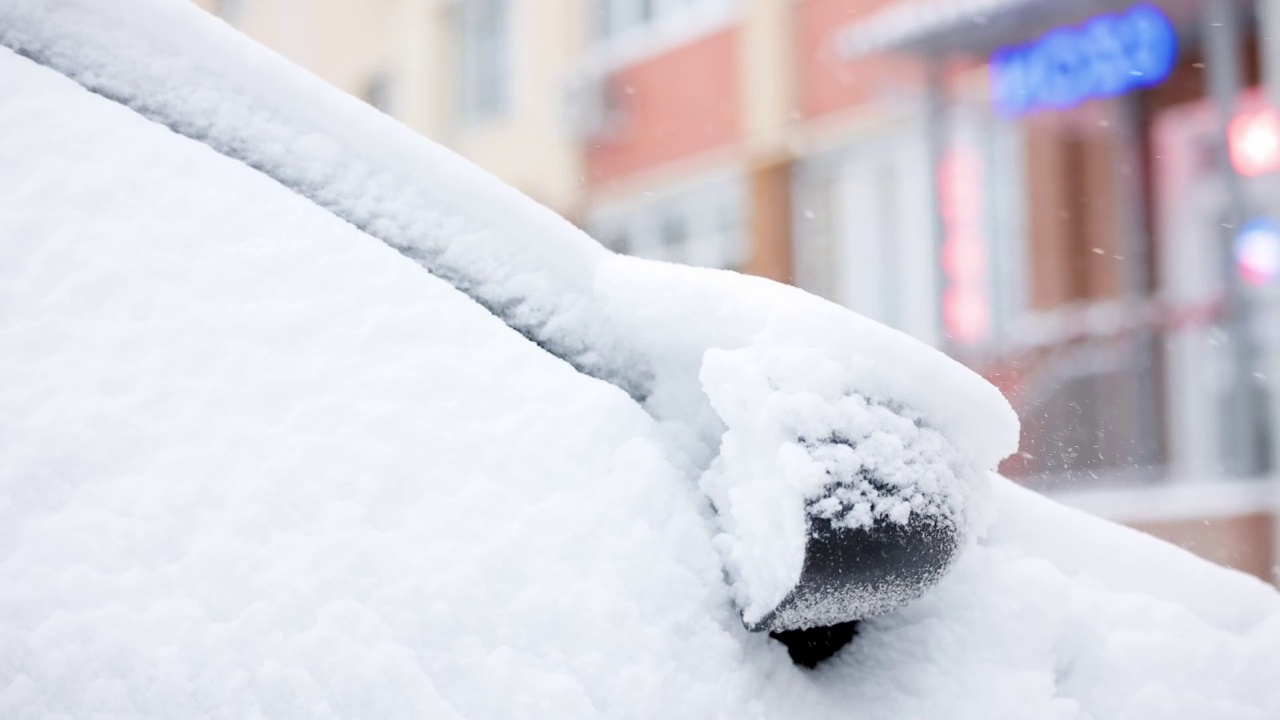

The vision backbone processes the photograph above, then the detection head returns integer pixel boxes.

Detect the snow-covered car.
[1,1,1278,718]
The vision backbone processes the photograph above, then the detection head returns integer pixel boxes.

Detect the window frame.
[589,172,747,270]
[585,0,738,73]
[455,0,512,126]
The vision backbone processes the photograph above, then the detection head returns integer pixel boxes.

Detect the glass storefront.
[798,0,1280,489]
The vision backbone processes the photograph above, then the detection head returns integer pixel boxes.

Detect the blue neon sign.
[991,4,1178,116]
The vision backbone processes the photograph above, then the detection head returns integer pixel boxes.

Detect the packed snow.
[0,2,1279,718]
[0,0,1019,462]
[699,342,983,628]
[0,0,1021,629]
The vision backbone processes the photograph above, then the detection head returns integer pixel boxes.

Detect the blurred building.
[196,0,1280,584]
[192,0,587,214]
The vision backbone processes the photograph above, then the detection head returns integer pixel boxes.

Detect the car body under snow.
[0,1,1278,718]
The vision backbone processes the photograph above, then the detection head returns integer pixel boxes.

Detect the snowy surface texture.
[0,0,1019,462]
[587,258,1006,615]
[0,0,1021,627]
[2,10,1280,720]
[700,343,983,626]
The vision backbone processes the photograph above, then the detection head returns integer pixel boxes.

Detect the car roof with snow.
[1,1,1279,718]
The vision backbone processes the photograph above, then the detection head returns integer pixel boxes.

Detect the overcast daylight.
[2,0,1280,717]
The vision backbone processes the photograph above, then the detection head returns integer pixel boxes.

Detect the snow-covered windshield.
[1,1,1279,717]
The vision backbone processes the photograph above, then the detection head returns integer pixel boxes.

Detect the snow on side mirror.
[699,345,986,665]
[587,257,1015,666]
[0,2,1017,671]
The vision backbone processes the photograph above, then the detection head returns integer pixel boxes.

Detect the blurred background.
[193,0,1280,585]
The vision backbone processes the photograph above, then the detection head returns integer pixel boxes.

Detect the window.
[599,227,631,255]
[593,0,647,41]
[360,70,396,115]
[792,135,937,339]
[589,0,736,58]
[589,175,746,270]
[659,212,688,264]
[457,0,510,124]
[214,0,245,25]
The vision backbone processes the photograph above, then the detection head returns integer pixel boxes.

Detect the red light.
[942,234,987,279]
[1235,218,1280,287]
[1229,108,1280,177]
[944,287,990,346]
[938,148,990,345]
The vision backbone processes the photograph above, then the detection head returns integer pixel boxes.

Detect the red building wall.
[797,0,922,118]
[586,29,741,186]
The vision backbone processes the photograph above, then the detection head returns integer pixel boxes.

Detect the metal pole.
[1203,0,1263,477]
[1256,0,1280,581]
[1263,0,1280,111]
[1114,93,1160,473]
[924,52,950,350]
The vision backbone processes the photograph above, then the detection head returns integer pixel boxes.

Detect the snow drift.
[0,0,1021,631]
[0,2,1278,718]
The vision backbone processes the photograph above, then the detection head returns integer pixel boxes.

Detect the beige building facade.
[194,0,587,216]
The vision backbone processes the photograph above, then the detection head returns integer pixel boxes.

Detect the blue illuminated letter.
[991,4,1177,116]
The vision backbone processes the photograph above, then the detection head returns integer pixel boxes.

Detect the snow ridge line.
[0,0,654,404]
[0,0,1020,475]
[0,0,1025,633]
